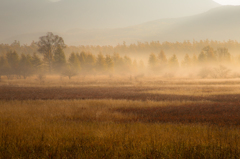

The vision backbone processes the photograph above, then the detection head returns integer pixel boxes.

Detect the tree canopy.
[37,32,66,72]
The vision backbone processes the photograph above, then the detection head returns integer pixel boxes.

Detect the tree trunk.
[49,59,52,73]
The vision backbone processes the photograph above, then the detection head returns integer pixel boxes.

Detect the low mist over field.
[2,0,240,158]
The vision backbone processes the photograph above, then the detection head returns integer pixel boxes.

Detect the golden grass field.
[1,75,240,158]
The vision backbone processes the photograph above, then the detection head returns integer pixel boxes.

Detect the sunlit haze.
[213,0,240,5]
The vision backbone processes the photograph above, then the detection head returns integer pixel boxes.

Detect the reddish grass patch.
[0,86,208,101]
[1,85,240,126]
[114,102,240,126]
[1,86,240,102]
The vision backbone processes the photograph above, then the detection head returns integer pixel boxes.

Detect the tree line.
[148,46,232,70]
[0,49,146,79]
[148,46,235,78]
[0,45,236,79]
[0,33,239,79]
[1,38,240,57]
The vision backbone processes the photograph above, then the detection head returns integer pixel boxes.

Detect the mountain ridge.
[2,5,240,46]
[0,0,220,44]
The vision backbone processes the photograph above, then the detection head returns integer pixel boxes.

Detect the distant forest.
[1,39,240,57]
[1,37,240,79]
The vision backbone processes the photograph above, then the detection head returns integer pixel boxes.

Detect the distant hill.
[59,6,240,45]
[151,5,240,42]
[3,5,240,46]
[0,0,220,45]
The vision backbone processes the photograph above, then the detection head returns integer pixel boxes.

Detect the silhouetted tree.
[62,64,78,79]
[37,32,66,73]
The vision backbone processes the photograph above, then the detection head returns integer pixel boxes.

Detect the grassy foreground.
[1,100,240,158]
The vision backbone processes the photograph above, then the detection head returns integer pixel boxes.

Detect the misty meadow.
[1,0,240,158]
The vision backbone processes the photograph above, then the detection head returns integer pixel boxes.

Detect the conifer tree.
[62,52,80,79]
[123,55,132,72]
[202,46,216,62]
[26,54,32,62]
[85,53,96,73]
[96,53,106,72]
[158,50,167,64]
[19,54,33,79]
[105,54,114,73]
[198,51,207,64]
[181,54,192,67]
[78,52,87,68]
[192,54,198,66]
[68,52,81,72]
[112,53,123,72]
[0,55,10,79]
[168,54,179,68]
[148,53,158,70]
[6,51,19,76]
[217,48,231,63]
[31,53,42,73]
[53,47,66,73]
